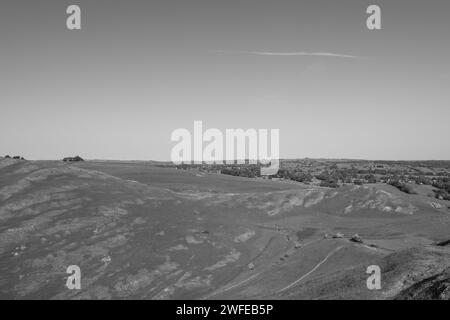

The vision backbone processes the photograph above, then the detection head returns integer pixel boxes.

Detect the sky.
[1,0,449,161]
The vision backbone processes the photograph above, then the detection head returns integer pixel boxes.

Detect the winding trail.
[201,273,261,299]
[218,272,261,294]
[204,238,323,299]
[278,245,344,293]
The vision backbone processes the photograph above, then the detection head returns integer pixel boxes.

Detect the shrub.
[389,181,416,194]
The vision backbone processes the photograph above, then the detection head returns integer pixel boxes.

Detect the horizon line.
[5,157,450,162]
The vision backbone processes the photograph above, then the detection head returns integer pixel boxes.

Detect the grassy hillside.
[0,158,449,299]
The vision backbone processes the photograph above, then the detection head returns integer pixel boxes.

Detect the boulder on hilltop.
[350,234,363,243]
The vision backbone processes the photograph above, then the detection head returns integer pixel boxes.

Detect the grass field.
[1,158,449,299]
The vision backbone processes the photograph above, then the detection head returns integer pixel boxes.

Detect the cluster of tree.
[271,169,313,183]
[220,165,261,178]
[362,174,378,183]
[388,180,416,194]
[376,160,450,169]
[315,171,340,188]
[171,161,450,193]
[313,169,379,187]
[432,177,450,200]
[408,175,432,185]
[175,164,201,170]
[62,156,84,162]
[432,177,450,192]
[319,179,339,188]
[289,171,313,183]
[434,189,450,201]
[355,168,387,175]
[218,165,316,182]
[4,155,25,160]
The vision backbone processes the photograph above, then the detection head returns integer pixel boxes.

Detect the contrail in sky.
[214,50,370,60]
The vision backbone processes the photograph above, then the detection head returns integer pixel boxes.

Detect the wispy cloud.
[213,50,369,60]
